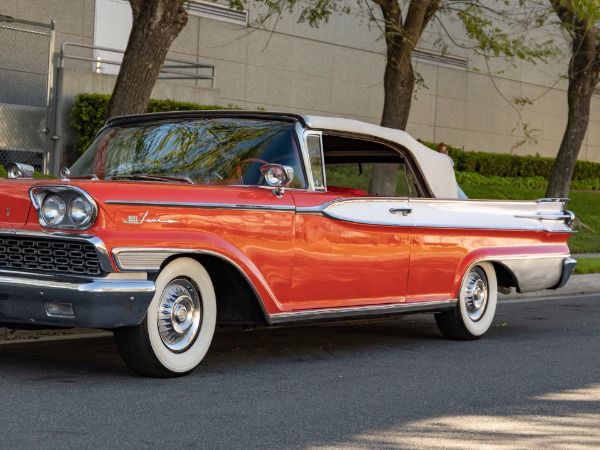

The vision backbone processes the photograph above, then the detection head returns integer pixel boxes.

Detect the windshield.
[70,118,306,188]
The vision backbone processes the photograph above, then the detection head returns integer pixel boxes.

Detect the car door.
[289,132,414,311]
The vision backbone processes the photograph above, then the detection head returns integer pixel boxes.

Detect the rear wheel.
[114,258,216,377]
[435,262,497,340]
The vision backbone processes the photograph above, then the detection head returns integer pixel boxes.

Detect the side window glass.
[321,134,423,197]
[326,162,416,197]
[306,134,325,190]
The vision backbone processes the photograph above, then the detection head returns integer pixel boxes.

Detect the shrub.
[455,171,600,190]
[421,141,600,181]
[70,93,232,154]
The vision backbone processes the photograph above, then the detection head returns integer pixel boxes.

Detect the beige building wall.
[165,2,599,162]
[2,0,598,163]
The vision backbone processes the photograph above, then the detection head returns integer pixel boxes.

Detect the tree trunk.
[546,46,599,198]
[368,0,435,196]
[368,57,415,196]
[106,0,188,119]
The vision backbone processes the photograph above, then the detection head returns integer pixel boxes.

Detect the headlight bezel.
[29,185,98,230]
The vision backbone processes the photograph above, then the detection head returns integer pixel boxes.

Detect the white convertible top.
[306,115,459,199]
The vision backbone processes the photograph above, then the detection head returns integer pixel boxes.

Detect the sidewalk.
[500,273,599,300]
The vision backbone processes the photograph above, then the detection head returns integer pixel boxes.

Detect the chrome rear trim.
[496,256,568,293]
[553,257,577,290]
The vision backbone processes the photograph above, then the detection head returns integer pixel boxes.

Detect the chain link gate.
[0,16,54,174]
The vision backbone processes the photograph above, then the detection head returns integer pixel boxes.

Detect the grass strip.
[573,258,600,275]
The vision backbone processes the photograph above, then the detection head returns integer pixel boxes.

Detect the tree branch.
[549,0,576,25]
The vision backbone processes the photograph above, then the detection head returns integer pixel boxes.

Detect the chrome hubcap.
[464,268,488,322]
[157,279,202,352]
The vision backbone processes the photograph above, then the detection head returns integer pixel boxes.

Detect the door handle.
[389,208,413,216]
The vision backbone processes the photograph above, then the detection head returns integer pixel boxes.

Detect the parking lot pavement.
[0,293,599,449]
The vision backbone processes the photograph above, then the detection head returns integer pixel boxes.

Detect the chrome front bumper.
[0,271,155,328]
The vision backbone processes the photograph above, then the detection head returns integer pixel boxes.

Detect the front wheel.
[114,258,217,377]
[435,262,497,340]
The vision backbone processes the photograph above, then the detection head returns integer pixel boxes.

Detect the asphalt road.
[0,294,599,449]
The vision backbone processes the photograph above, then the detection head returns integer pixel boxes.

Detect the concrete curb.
[0,327,109,345]
[499,273,600,300]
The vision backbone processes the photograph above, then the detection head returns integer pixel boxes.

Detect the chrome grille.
[0,237,103,276]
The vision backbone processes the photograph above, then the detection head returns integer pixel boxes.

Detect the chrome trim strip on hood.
[104,200,295,212]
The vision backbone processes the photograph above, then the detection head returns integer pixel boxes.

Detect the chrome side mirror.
[260,164,294,197]
[3,162,35,179]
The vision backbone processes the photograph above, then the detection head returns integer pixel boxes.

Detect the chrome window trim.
[104,200,296,212]
[269,299,457,324]
[302,130,326,191]
[294,122,314,191]
[1,229,114,273]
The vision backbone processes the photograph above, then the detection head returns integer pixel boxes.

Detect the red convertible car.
[0,111,575,377]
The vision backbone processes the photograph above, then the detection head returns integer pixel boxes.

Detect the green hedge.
[70,93,232,154]
[455,171,600,191]
[421,142,600,181]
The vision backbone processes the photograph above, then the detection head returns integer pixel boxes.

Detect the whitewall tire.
[435,261,497,340]
[114,258,217,377]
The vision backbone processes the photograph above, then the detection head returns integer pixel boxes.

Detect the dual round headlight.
[31,187,97,230]
[40,194,66,226]
[41,194,95,229]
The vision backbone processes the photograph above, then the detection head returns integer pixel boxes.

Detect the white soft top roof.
[305,115,459,199]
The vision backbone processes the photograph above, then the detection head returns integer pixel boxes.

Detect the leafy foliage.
[455,171,600,191]
[457,4,556,64]
[70,93,230,154]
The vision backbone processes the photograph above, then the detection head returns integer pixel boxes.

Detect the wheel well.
[158,254,269,326]
[491,261,519,291]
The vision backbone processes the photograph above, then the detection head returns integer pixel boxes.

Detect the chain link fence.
[0,17,53,173]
